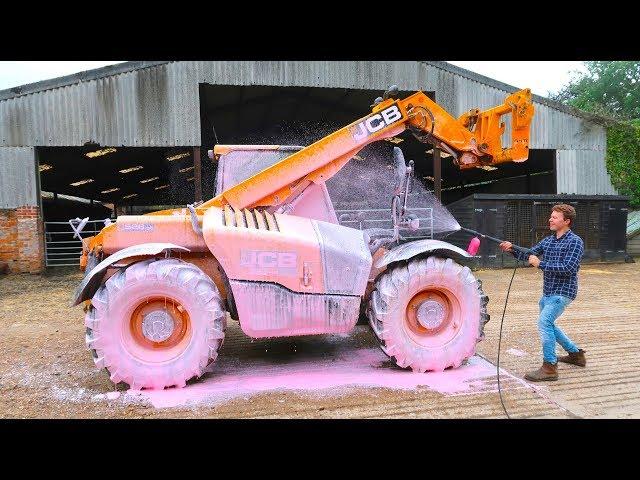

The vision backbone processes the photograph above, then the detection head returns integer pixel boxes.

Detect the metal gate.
[44,218,114,267]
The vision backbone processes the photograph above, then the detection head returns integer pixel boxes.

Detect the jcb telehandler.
[73,86,534,390]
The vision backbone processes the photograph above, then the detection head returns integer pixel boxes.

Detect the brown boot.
[524,361,558,382]
[558,349,586,367]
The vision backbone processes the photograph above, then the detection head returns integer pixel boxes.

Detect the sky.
[0,61,589,98]
[447,61,589,97]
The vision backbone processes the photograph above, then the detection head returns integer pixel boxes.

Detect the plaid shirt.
[512,229,584,300]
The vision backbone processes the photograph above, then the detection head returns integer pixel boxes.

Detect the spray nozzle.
[460,226,531,256]
[467,237,481,256]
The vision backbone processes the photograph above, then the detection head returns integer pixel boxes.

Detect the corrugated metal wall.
[1,61,607,151]
[0,147,38,208]
[0,61,617,197]
[556,150,618,195]
[0,63,199,147]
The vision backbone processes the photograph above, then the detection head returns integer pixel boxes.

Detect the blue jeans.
[538,295,579,364]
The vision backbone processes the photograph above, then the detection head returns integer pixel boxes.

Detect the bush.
[606,119,640,207]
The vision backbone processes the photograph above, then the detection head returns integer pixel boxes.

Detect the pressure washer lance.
[459,227,531,256]
[459,226,532,419]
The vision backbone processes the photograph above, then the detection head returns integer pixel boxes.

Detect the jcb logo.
[349,105,403,141]
[240,250,297,276]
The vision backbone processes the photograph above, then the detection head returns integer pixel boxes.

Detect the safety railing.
[336,207,434,240]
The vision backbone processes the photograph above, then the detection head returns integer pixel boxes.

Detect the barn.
[0,61,623,272]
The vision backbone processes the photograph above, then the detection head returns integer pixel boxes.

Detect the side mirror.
[383,85,399,100]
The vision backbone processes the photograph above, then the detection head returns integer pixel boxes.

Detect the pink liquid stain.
[506,348,528,357]
[127,337,520,409]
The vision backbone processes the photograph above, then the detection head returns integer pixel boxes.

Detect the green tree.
[552,61,640,119]
[552,61,640,207]
[606,119,640,207]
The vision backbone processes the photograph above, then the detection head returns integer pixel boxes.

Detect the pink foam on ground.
[126,334,521,409]
[506,348,528,357]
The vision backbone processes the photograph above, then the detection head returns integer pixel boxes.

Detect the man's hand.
[499,241,513,252]
[528,255,541,268]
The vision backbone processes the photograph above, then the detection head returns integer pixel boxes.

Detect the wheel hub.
[129,297,191,351]
[141,310,175,342]
[416,299,446,330]
[405,290,456,343]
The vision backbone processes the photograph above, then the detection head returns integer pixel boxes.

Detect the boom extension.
[202,88,534,211]
[402,88,534,168]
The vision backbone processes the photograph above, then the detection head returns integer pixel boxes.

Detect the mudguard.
[71,243,189,307]
[375,239,473,270]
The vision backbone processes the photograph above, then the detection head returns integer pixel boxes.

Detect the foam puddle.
[506,348,528,357]
[127,343,522,409]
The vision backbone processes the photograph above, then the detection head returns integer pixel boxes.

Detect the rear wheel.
[84,259,226,390]
[368,256,489,372]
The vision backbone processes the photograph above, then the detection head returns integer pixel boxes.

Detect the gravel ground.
[1,261,638,419]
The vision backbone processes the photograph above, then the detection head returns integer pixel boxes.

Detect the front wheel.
[367,256,489,372]
[84,259,226,390]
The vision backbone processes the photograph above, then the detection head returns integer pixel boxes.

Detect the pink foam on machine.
[467,237,481,256]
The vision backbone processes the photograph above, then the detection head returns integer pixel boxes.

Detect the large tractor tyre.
[84,259,226,390]
[367,256,489,373]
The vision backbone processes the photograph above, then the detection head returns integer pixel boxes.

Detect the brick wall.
[0,206,44,273]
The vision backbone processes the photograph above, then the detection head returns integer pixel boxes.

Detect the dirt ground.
[1,261,638,419]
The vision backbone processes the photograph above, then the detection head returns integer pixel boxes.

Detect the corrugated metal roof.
[0,60,610,125]
[0,61,170,101]
[628,210,640,237]
[0,147,38,208]
[0,61,608,151]
[0,63,195,147]
[0,62,617,201]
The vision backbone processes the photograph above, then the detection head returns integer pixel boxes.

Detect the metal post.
[194,147,202,202]
[433,147,442,201]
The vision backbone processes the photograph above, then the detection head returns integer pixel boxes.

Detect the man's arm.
[508,238,545,262]
[538,237,584,274]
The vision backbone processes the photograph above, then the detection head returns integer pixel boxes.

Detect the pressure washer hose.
[459,226,529,418]
[497,262,520,419]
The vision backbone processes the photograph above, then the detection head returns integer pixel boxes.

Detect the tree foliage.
[552,62,640,207]
[605,119,640,207]
[552,61,640,119]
